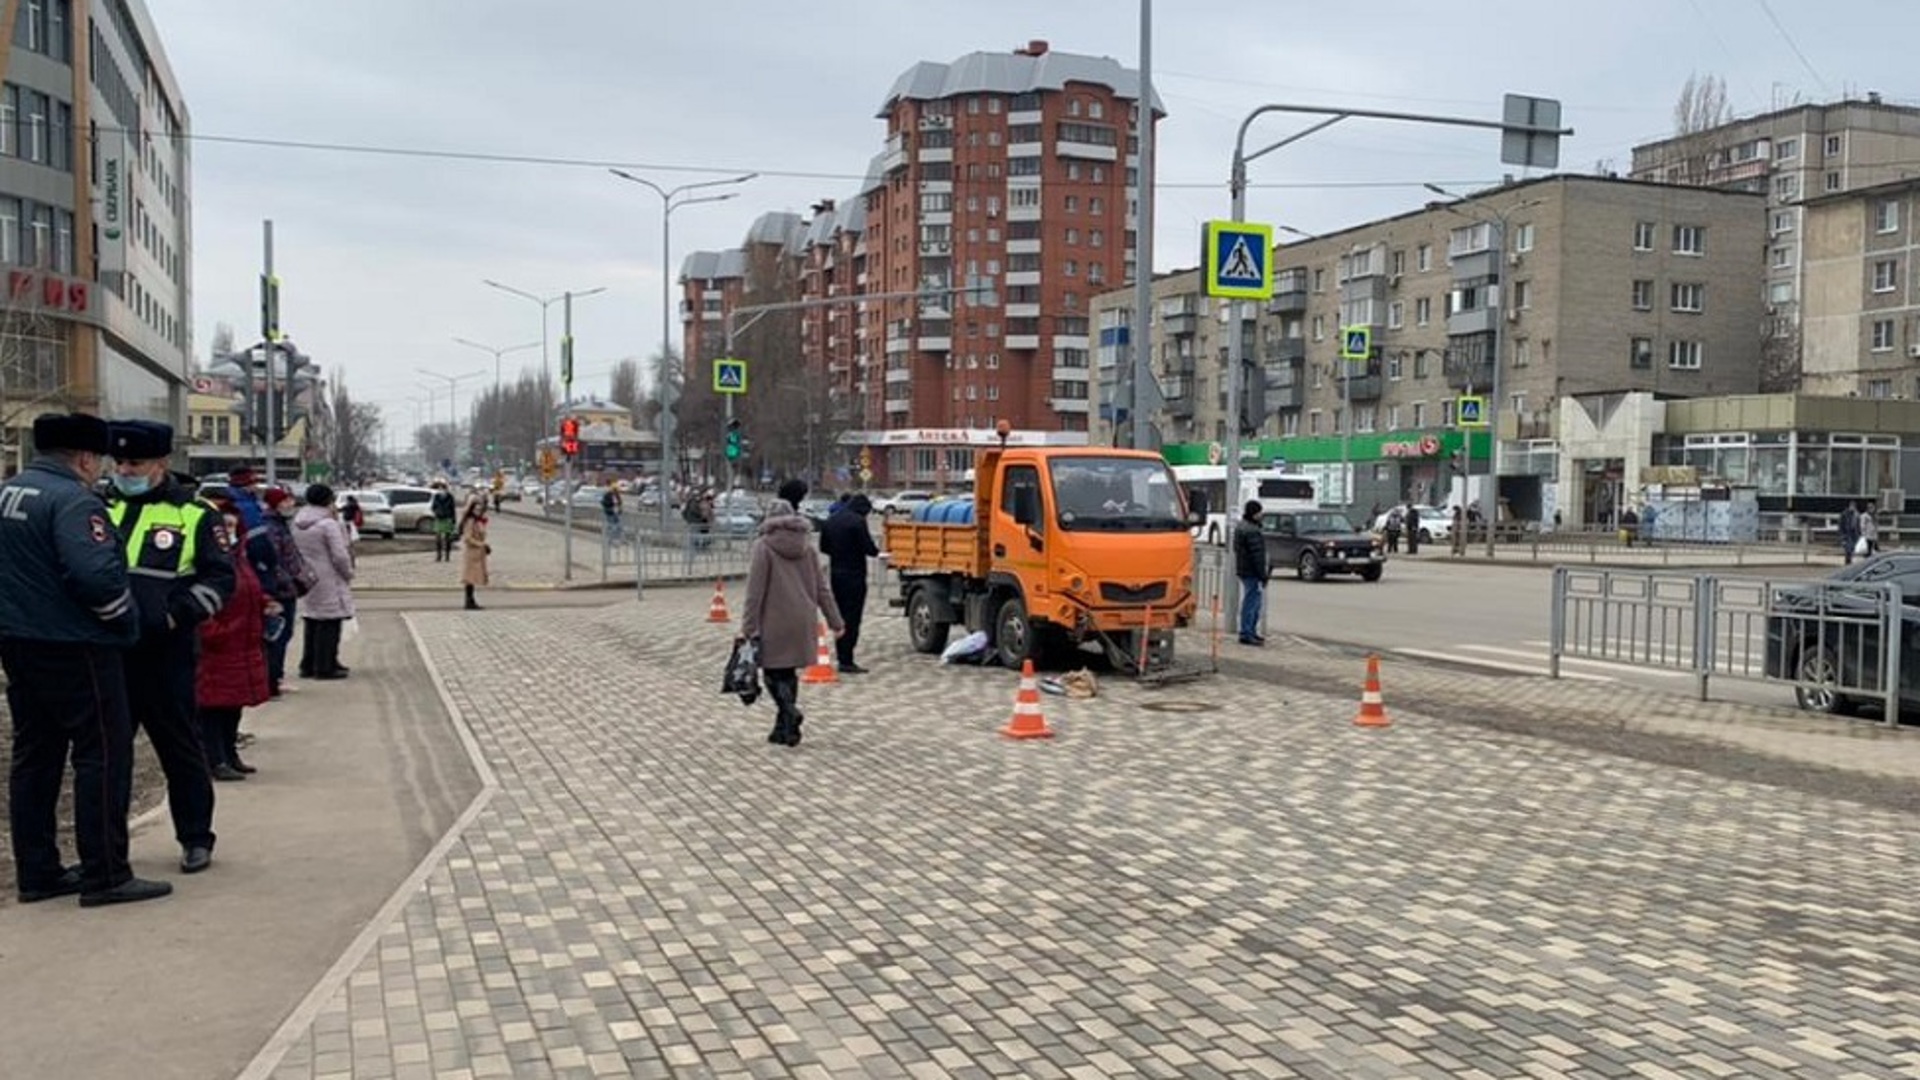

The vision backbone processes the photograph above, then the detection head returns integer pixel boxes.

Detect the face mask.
[113,473,153,498]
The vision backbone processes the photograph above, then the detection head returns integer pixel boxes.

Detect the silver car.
[375,485,439,533]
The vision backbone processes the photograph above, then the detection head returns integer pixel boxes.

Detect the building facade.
[1800,178,1920,398]
[1096,175,1767,521]
[1,0,191,470]
[1630,96,1920,385]
[679,40,1159,487]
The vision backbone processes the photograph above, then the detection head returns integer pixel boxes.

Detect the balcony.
[1006,334,1041,350]
[917,335,952,351]
[1447,306,1498,336]
[1007,202,1043,223]
[918,240,952,257]
[1005,270,1041,287]
[1051,397,1092,414]
[1164,312,1198,336]
[1266,381,1304,410]
[1007,238,1042,255]
[1263,339,1306,364]
[1005,302,1041,318]
[1450,249,1499,280]
[1009,109,1042,126]
[918,112,952,132]
[882,135,908,174]
[1167,394,1195,419]
[1341,374,1383,401]
[1267,287,1308,315]
[1446,359,1495,392]
[918,146,953,164]
[1057,138,1118,162]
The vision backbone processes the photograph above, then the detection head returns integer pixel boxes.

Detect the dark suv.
[1261,510,1385,582]
[1763,552,1920,717]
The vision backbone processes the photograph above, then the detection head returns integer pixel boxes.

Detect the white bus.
[1171,465,1317,545]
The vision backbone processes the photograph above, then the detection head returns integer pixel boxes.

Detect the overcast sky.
[150,0,1913,427]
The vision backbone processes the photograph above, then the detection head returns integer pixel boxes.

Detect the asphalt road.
[1264,553,1828,710]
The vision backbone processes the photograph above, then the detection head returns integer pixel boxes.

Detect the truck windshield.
[1050,457,1187,532]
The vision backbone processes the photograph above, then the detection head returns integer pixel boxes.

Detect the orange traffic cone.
[706,580,731,623]
[802,620,838,684]
[1353,654,1391,729]
[999,659,1055,740]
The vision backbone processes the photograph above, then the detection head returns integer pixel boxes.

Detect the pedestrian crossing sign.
[1456,395,1488,428]
[713,357,748,395]
[1340,326,1372,361]
[1203,220,1274,300]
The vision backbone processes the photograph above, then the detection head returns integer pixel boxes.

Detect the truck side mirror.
[1012,487,1039,526]
[1187,508,1205,528]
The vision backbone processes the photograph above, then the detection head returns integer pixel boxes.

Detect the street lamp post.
[607,168,755,537]
[416,368,487,472]
[453,337,541,467]
[481,280,607,456]
[1425,184,1544,557]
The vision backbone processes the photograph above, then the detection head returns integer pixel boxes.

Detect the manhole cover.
[1138,701,1221,714]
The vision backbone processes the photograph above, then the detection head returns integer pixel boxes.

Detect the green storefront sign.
[1163,431,1490,468]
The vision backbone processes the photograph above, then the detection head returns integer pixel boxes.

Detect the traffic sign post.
[1203,221,1275,300]
[1339,326,1372,362]
[1456,395,1488,427]
[713,357,748,394]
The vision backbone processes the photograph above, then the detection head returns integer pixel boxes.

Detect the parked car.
[713,491,764,535]
[374,484,438,533]
[1262,509,1385,582]
[1371,506,1455,544]
[1764,552,1920,717]
[876,490,934,517]
[342,490,397,540]
[797,496,835,532]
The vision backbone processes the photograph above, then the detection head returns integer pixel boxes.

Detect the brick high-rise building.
[681,40,1161,488]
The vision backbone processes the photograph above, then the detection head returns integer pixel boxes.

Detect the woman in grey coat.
[741,479,843,746]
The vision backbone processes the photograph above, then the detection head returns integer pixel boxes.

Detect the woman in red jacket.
[198,495,277,780]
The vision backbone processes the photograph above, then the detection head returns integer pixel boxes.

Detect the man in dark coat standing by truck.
[819,492,879,674]
[0,413,171,907]
[106,420,237,877]
[1233,500,1269,646]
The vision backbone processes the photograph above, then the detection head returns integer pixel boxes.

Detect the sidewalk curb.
[234,614,500,1080]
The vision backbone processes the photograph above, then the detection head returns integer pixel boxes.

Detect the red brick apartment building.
[680,40,1161,487]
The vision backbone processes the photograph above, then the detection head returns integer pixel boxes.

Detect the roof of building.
[746,211,806,248]
[878,47,1164,118]
[1800,173,1920,208]
[1631,96,1920,155]
[679,248,747,282]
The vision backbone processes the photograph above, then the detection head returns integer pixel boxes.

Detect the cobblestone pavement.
[258,587,1920,1079]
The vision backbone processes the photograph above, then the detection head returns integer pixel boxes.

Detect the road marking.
[1462,644,1693,679]
[1394,647,1612,681]
[1521,639,1772,675]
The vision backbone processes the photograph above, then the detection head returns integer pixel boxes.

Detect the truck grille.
[1100,581,1169,604]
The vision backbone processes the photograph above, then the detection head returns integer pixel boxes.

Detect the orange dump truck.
[881,445,1198,671]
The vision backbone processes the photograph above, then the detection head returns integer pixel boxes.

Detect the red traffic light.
[559,416,581,456]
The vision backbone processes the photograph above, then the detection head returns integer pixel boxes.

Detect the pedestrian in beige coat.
[741,479,842,747]
[460,503,490,611]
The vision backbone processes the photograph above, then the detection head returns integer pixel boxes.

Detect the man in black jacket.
[819,493,880,673]
[0,414,171,907]
[106,421,237,876]
[1233,500,1269,646]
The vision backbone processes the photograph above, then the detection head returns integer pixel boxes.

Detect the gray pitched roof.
[679,249,746,282]
[878,49,1164,118]
[745,211,805,248]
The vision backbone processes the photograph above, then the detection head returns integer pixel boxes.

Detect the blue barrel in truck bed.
[911,499,976,525]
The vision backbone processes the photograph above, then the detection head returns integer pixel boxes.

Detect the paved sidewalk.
[248,589,1920,1078]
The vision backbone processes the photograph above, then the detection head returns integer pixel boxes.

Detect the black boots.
[464,585,482,611]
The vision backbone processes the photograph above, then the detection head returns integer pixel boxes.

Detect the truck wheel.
[906,588,949,655]
[1298,550,1324,582]
[994,597,1033,669]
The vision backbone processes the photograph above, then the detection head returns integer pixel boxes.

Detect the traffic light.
[559,416,581,457]
[724,418,743,461]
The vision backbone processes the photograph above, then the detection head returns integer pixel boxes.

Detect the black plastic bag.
[722,638,761,705]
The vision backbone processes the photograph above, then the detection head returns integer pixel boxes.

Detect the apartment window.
[1825,134,1843,156]
[1771,245,1793,269]
[987,353,999,369]
[1414,296,1431,326]
[1089,229,1103,248]
[1062,260,1078,277]
[1668,340,1703,370]
[1308,410,1322,435]
[0,196,18,263]
[987,385,1000,401]
[1630,337,1653,369]
[1411,402,1426,427]
[988,97,1001,114]
[1281,412,1299,436]
[1388,301,1404,329]
[1312,268,1326,292]
[1513,280,1531,309]
[1672,225,1705,255]
[1448,222,1491,256]
[1310,315,1325,341]
[1387,354,1403,380]
[1633,221,1656,251]
[1064,228,1079,245]
[1826,171,1843,193]
[1513,339,1531,367]
[1441,400,1456,426]
[1089,197,1103,214]
[1513,223,1535,252]
[1390,249,1406,276]
[1868,379,1893,399]
[1877,201,1901,234]
[24,89,48,164]
[1631,279,1654,310]
[1416,244,1431,272]
[1413,351,1430,379]
[986,323,1000,338]
[1356,405,1376,433]
[1871,319,1896,351]
[1773,174,1800,200]
[1775,137,1799,160]
[1873,259,1898,293]
[1771,210,1795,234]
[1671,282,1704,312]
[1088,264,1104,284]
[967,97,980,115]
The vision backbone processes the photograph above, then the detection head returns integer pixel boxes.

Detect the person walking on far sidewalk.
[741,479,843,747]
[461,497,492,610]
[0,413,170,907]
[429,479,457,561]
[1233,500,1269,646]
[819,492,878,674]
[601,481,625,545]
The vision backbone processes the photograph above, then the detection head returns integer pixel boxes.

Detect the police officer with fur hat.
[106,419,236,876]
[0,414,172,907]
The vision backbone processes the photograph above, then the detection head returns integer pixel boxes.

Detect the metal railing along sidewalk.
[1550,566,1903,723]
[599,522,753,586]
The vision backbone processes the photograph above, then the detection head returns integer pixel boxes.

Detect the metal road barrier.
[600,519,753,585]
[1550,566,1903,723]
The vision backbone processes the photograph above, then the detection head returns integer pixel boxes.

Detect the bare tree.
[608,358,643,415]
[1,278,79,470]
[416,422,461,468]
[327,378,383,485]
[1674,72,1733,134]
[465,366,553,467]
[208,322,235,364]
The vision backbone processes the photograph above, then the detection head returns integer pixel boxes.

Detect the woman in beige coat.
[741,479,843,747]
[460,496,490,611]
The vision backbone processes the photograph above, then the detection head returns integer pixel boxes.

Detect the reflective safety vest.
[108,499,208,579]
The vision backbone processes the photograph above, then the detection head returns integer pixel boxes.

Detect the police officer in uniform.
[1,414,172,907]
[106,420,236,875]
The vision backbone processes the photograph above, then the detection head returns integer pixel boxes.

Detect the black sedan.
[1261,510,1385,582]
[1763,552,1920,717]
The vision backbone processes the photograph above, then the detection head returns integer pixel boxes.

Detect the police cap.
[107,420,175,461]
[32,412,111,454]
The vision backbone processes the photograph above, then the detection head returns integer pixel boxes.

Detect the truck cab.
[884,445,1197,670]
